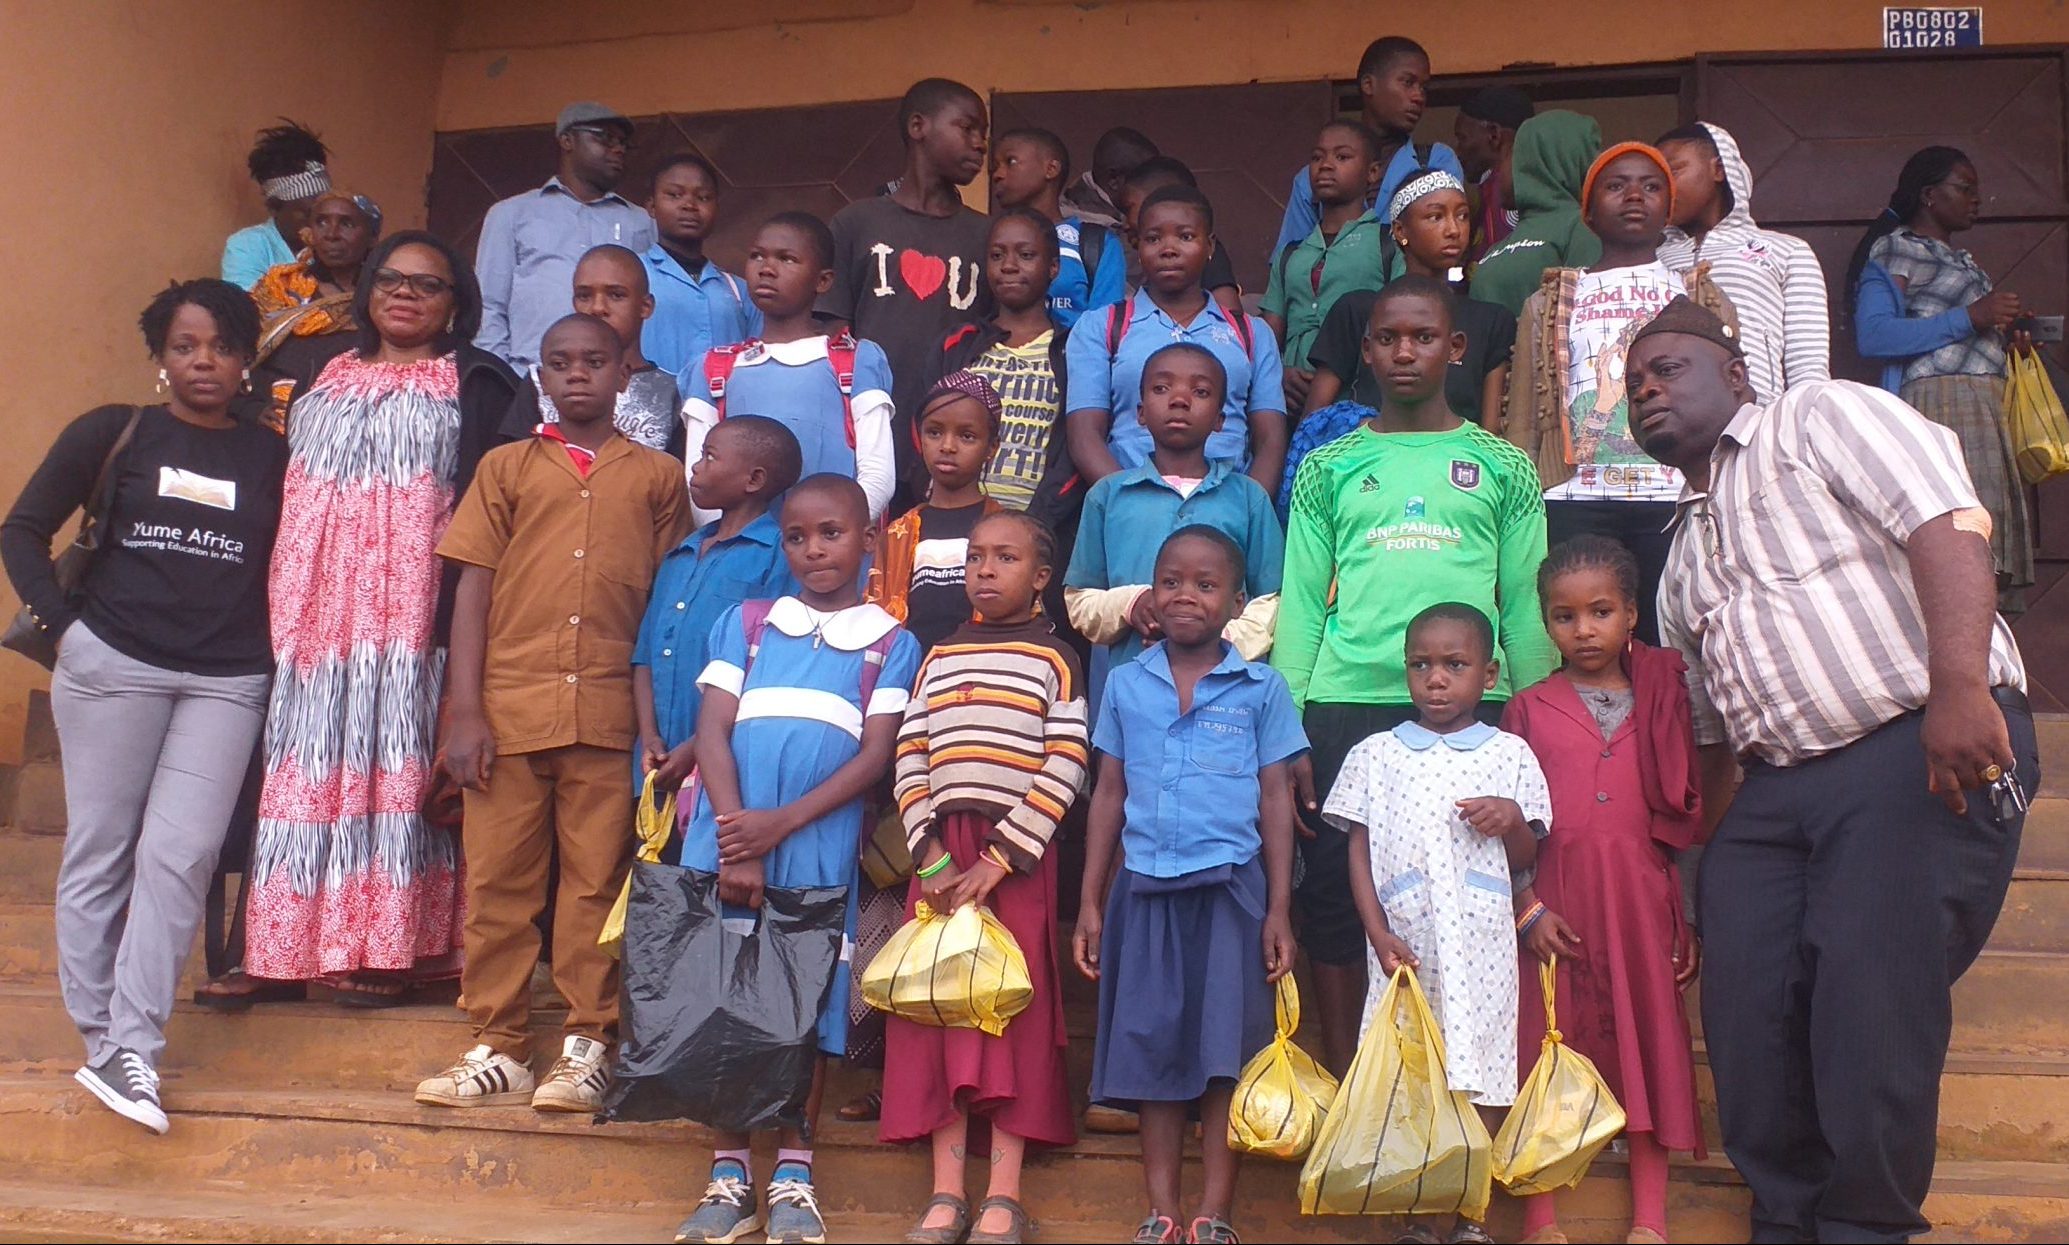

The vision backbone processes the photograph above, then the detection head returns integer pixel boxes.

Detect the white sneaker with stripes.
[531,1034,610,1113]
[414,1044,534,1108]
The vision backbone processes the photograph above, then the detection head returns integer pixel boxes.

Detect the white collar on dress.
[764,596,900,651]
[743,336,833,367]
[1393,720,1498,752]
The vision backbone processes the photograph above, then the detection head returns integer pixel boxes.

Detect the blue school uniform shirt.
[643,245,762,383]
[1051,218,1128,330]
[1064,462,1285,667]
[682,598,921,1055]
[1092,640,1309,878]
[221,222,295,291]
[1272,141,1467,256]
[630,511,798,769]
[1064,295,1285,470]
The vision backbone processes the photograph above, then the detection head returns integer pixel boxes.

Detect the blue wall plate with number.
[1883,6,1983,49]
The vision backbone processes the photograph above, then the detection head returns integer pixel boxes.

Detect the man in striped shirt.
[1627,297,2036,1244]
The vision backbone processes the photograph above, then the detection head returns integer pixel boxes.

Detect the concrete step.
[0,830,60,903]
[1993,869,2069,953]
[2021,797,2069,873]
[2037,716,2068,798]
[0,1073,2061,1242]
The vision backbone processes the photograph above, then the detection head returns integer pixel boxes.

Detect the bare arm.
[1072,753,1128,980]
[1303,367,1345,418]
[1911,511,2015,813]
[1480,364,1510,433]
[1348,822,1417,971]
[1246,408,1290,497]
[441,565,495,788]
[1259,760,1297,980]
[1066,408,1123,487]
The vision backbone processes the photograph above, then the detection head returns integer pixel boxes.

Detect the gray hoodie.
[1659,122,1831,403]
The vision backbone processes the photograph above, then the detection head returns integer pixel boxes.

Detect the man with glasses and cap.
[474,101,656,370]
[1626,295,2036,1245]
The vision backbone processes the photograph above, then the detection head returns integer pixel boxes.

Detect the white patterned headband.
[1387,170,1467,224]
[261,161,331,203]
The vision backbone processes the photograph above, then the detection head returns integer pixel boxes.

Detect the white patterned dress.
[1323,720,1553,1105]
[243,352,463,979]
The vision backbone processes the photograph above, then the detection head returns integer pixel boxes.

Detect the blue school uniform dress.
[644,245,762,383]
[1064,462,1284,667]
[1088,640,1309,1105]
[683,598,922,1057]
[629,512,799,783]
[1064,296,1285,472]
[681,336,898,523]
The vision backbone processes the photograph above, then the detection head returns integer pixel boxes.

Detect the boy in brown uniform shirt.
[417,314,692,1112]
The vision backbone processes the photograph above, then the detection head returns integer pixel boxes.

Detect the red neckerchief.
[535,421,596,477]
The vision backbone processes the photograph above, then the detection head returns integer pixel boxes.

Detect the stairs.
[0,695,2065,1243]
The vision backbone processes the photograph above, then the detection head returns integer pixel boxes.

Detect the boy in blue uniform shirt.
[1065,344,1282,690]
[682,212,897,524]
[642,154,760,383]
[991,127,1127,330]
[1064,185,1287,494]
[633,415,804,791]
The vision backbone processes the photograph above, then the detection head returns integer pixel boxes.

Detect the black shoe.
[76,1048,168,1134]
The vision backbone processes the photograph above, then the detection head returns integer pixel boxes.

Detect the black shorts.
[1295,699,1505,967]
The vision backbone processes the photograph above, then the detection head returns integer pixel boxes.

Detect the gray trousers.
[49,622,268,1067]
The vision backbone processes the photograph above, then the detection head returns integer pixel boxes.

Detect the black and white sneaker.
[76,1048,168,1134]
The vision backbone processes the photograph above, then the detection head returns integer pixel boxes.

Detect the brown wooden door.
[1697,48,2069,707]
[990,81,1337,295]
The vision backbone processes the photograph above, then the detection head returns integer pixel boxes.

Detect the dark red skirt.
[879,811,1076,1148]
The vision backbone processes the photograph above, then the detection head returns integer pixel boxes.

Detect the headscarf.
[260,160,329,203]
[1387,169,1467,227]
[921,369,1004,428]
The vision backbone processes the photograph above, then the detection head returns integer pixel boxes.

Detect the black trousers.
[1544,499,1677,645]
[1699,695,2036,1243]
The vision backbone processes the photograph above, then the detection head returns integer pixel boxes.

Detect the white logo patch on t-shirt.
[158,466,237,511]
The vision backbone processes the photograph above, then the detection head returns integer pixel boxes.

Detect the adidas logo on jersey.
[1359,474,1382,493]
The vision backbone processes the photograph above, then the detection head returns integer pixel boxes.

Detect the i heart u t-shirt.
[821,196,992,486]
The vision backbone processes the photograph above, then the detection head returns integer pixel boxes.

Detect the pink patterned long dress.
[244,352,463,979]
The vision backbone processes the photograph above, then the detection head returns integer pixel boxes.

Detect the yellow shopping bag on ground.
[860,900,1031,1035]
[1298,966,1492,1219]
[1493,956,1628,1194]
[1230,974,1340,1160]
[599,771,677,957]
[2008,346,2069,485]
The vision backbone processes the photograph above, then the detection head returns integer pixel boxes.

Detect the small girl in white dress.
[1323,602,1553,1242]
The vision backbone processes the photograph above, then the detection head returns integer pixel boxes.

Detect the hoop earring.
[155,368,168,395]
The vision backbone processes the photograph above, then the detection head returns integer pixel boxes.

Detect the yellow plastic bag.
[1298,966,1492,1219]
[599,770,678,957]
[1492,956,1628,1194]
[1230,974,1340,1160]
[860,900,1031,1036]
[2007,346,2069,485]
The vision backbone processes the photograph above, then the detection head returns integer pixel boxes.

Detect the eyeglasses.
[568,125,632,151]
[371,268,452,298]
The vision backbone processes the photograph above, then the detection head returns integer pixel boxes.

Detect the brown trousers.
[460,743,633,1061]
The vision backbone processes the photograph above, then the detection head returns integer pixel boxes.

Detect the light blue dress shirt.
[221,222,296,291]
[473,177,657,369]
[1064,295,1286,471]
[643,244,762,384]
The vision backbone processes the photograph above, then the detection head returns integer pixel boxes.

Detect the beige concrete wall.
[434,0,2065,128]
[0,0,452,761]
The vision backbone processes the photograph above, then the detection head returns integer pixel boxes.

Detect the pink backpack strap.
[705,341,756,422]
[856,627,900,706]
[825,330,860,450]
[739,598,775,675]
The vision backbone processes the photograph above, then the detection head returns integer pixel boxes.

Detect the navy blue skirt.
[1089,857,1275,1106]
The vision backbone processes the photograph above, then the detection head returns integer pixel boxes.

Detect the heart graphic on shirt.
[898,249,948,300]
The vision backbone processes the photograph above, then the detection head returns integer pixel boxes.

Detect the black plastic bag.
[601,862,848,1134]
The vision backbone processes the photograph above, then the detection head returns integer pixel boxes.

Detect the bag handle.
[73,406,144,557]
[1273,971,1300,1040]
[1538,954,1561,1045]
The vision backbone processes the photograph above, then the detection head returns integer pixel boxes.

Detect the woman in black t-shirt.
[1303,170,1518,429]
[0,279,286,1134]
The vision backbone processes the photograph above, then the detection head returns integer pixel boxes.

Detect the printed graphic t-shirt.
[1549,262,1685,503]
[821,196,993,479]
[971,333,1061,511]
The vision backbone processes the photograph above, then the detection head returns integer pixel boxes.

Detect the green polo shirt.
[1261,210,1391,372]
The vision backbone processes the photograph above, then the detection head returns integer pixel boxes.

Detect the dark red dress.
[878,810,1076,1148]
[1502,647,1706,1155]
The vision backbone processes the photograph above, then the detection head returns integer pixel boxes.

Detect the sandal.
[323,972,412,1009]
[1626,1231,1668,1244]
[967,1195,1032,1244]
[1394,1228,1444,1245]
[837,1089,883,1122]
[193,969,306,1012]
[1450,1223,1495,1245]
[1186,1215,1239,1244]
[903,1193,969,1244]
